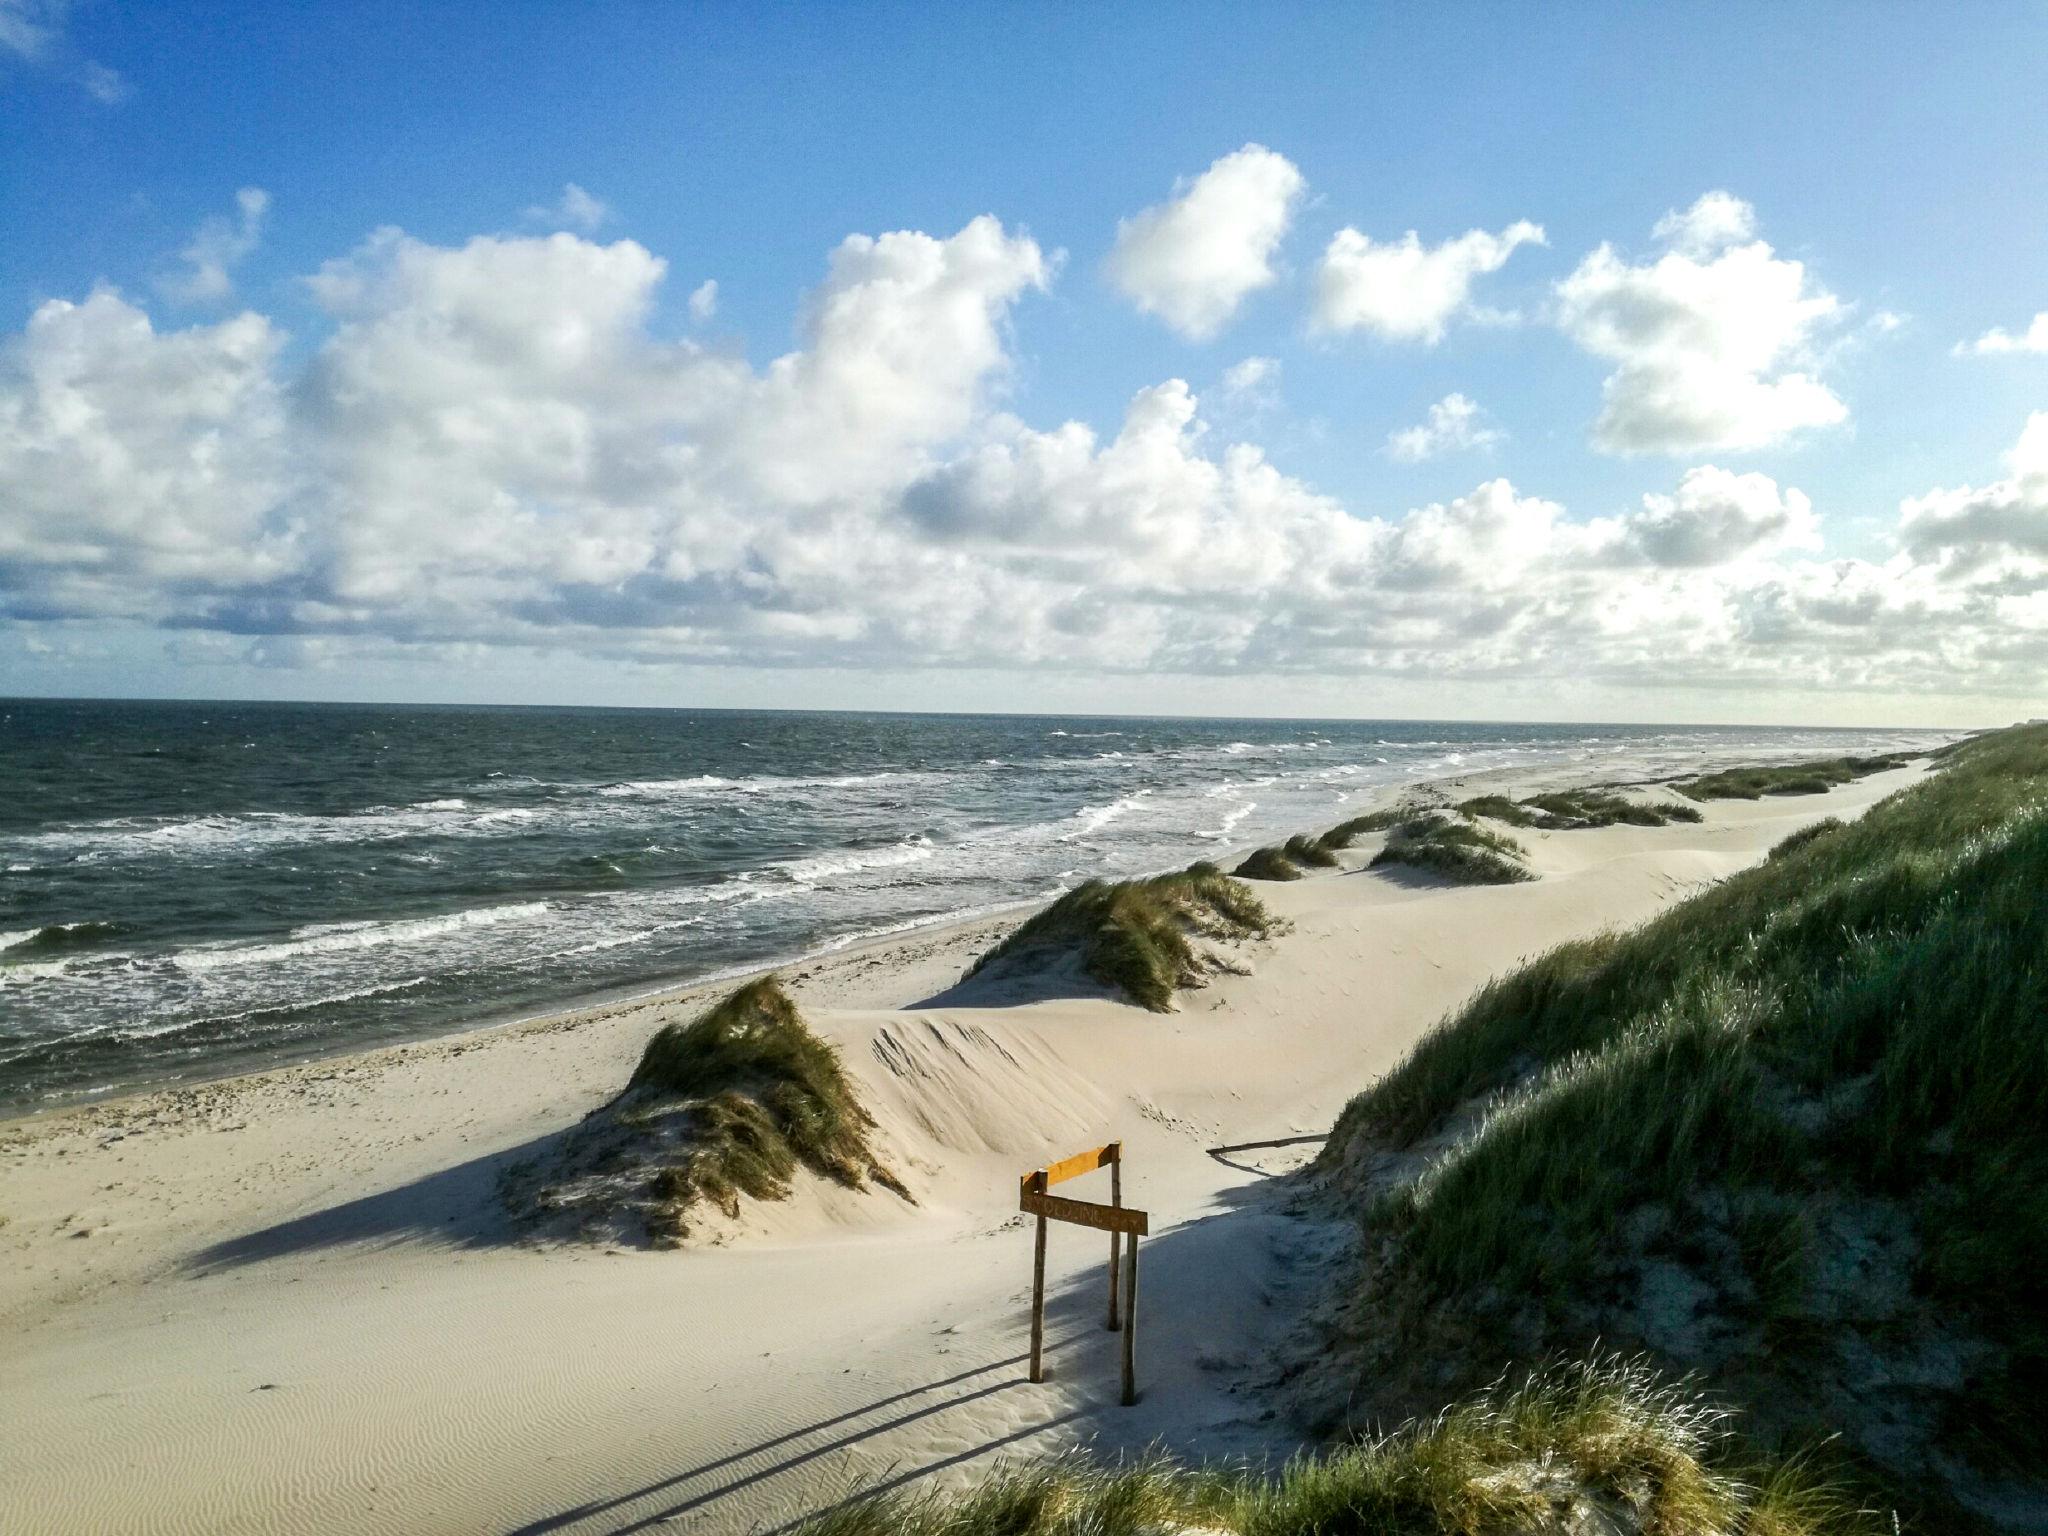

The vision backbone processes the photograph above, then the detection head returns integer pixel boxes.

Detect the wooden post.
[1106,1142,1122,1331]
[1120,1233,1139,1406]
[1027,1170,1049,1383]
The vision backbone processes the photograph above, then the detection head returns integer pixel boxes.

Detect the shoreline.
[0,745,1941,1535]
[1,733,1936,1128]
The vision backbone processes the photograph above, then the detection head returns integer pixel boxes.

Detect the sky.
[2,2,2045,725]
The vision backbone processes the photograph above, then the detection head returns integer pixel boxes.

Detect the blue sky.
[2,2,2045,723]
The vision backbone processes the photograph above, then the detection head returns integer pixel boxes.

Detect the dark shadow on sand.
[500,1176,1306,1535]
[182,1130,559,1273]
[1206,1133,1328,1177]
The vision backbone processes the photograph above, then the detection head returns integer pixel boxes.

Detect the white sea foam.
[114,977,435,1038]
[173,901,552,972]
[781,836,935,884]
[597,775,733,797]
[1061,792,1150,841]
[0,959,71,985]
[1206,801,1259,840]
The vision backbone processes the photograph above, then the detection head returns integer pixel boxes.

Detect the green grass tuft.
[786,1354,1883,1536]
[1461,788,1704,829]
[1235,845,1307,880]
[1284,832,1340,868]
[1318,808,1407,848]
[1455,793,1545,827]
[1370,814,1535,884]
[1767,817,1846,860]
[517,977,902,1245]
[967,865,1273,1010]
[1674,753,1917,802]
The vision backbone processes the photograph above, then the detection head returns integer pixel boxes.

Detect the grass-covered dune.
[1370,813,1535,884]
[1317,808,1406,848]
[792,1355,1882,1536]
[1674,752,1919,801]
[1311,725,2048,1524]
[507,977,904,1246]
[1235,833,1341,880]
[966,864,1273,1010]
[1234,845,1308,881]
[1461,788,1704,830]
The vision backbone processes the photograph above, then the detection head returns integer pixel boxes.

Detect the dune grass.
[1674,753,1917,802]
[1768,816,1845,860]
[1369,814,1535,884]
[1235,845,1307,880]
[789,1354,1882,1536]
[1316,725,2048,1495]
[967,864,1273,1010]
[1318,808,1406,848]
[517,977,901,1245]
[1460,788,1703,829]
[1455,793,1544,827]
[1285,831,1340,868]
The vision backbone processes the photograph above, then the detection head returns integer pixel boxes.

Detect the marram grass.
[1234,845,1308,881]
[967,864,1273,1010]
[1369,814,1535,884]
[1318,808,1406,848]
[787,1354,1883,1536]
[1318,724,2048,1489]
[521,976,902,1244]
[1673,753,1916,802]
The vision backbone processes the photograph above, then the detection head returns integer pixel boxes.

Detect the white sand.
[0,761,1926,1535]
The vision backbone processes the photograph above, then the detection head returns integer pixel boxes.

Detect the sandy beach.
[0,752,1932,1536]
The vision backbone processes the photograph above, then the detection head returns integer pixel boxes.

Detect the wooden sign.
[1041,1142,1119,1187]
[1019,1141,1144,1405]
[1018,1188,1149,1236]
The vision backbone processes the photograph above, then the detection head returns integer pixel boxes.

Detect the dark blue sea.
[0,700,1943,1113]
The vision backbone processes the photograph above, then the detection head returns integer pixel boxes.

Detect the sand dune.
[0,760,1926,1535]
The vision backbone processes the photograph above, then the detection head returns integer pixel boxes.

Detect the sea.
[0,699,1949,1115]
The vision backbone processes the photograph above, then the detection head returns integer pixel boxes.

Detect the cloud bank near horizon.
[1,173,2044,707]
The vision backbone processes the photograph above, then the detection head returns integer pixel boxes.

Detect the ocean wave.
[9,797,515,862]
[0,920,127,956]
[0,959,74,985]
[172,901,553,972]
[780,836,936,884]
[596,775,733,797]
[1060,792,1150,841]
[558,916,706,958]
[113,976,436,1039]
[1205,801,1259,841]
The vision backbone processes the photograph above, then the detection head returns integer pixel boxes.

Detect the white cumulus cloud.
[1106,145,1305,341]
[1597,465,1821,568]
[1898,412,2048,573]
[3,210,2043,704]
[1955,312,2048,356]
[158,188,270,304]
[525,183,610,232]
[1312,220,1544,343]
[1386,393,1502,462]
[687,279,719,322]
[1555,191,1848,455]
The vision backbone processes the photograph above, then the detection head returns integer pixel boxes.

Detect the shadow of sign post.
[1018,1140,1148,1406]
